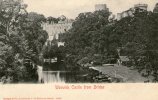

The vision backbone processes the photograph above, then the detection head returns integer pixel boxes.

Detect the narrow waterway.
[37,66,65,83]
[37,64,77,83]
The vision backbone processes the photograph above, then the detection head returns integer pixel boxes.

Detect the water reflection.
[42,71,66,83]
[37,64,77,83]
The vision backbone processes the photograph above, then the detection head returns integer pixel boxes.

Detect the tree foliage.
[0,0,48,83]
[62,10,118,65]
[116,11,158,81]
[62,9,158,81]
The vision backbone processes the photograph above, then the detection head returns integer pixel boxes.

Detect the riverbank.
[79,63,148,83]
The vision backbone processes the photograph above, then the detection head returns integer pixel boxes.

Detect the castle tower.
[95,4,109,11]
[134,4,148,12]
[153,3,158,13]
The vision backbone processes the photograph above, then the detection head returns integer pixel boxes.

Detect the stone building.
[117,4,148,20]
[42,16,74,41]
[134,4,148,12]
[95,4,109,11]
[117,8,134,20]
[153,3,158,13]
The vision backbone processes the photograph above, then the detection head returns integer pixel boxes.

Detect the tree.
[0,0,48,82]
[61,6,158,82]
[114,11,158,81]
[47,16,59,24]
[28,12,46,23]
[62,10,111,66]
[0,0,29,82]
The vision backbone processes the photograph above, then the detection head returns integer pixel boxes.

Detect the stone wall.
[42,21,73,40]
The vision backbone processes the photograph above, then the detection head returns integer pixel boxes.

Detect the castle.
[117,4,148,20]
[42,15,74,41]
[153,3,158,13]
[95,4,109,11]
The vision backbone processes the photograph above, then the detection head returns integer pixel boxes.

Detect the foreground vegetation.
[0,0,48,83]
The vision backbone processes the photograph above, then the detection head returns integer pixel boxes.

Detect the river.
[37,62,124,83]
[37,64,77,83]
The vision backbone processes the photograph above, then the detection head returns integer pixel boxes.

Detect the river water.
[43,71,68,83]
[37,65,77,83]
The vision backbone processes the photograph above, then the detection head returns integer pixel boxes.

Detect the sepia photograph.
[0,0,158,84]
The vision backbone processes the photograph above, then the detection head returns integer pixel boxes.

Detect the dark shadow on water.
[43,62,67,71]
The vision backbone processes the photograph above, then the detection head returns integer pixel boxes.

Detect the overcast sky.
[24,0,158,19]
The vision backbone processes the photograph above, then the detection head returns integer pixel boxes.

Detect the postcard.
[0,0,158,100]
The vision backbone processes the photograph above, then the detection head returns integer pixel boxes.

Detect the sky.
[24,0,158,19]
